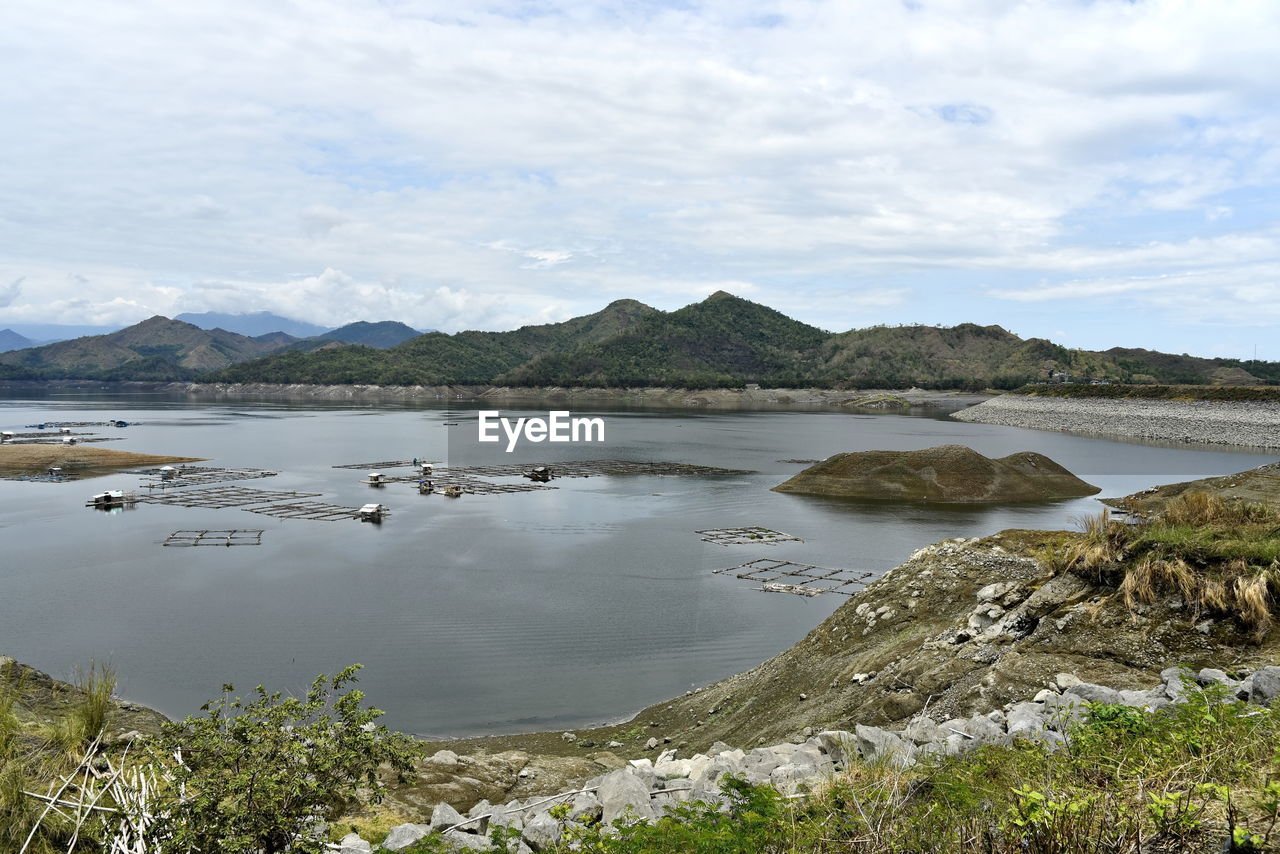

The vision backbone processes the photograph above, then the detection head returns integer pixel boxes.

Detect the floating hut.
[60,427,72,434]
[159,465,178,481]
[525,465,552,483]
[0,431,13,443]
[417,479,434,495]
[358,502,387,522]
[363,471,386,487]
[62,436,78,445]
[442,485,463,498]
[421,463,433,476]
[87,489,133,508]
[48,466,64,478]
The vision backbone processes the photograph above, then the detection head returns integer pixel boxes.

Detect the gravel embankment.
[951,394,1280,449]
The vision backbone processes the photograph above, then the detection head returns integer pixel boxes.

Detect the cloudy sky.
[2,0,1278,357]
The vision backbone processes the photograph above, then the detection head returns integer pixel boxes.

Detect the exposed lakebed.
[0,393,1274,738]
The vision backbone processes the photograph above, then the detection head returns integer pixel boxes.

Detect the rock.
[521,811,562,851]
[381,824,432,852]
[1196,668,1233,688]
[626,758,657,790]
[1237,674,1255,701]
[467,799,492,819]
[440,831,495,852]
[1006,702,1046,736]
[338,833,372,854]
[428,749,461,769]
[770,762,821,794]
[431,802,467,833]
[1065,683,1122,705]
[607,741,623,748]
[645,737,659,750]
[598,768,656,825]
[853,724,917,768]
[569,790,602,822]
[813,730,856,767]
[1117,689,1170,711]
[561,732,577,743]
[709,741,732,755]
[1053,673,1082,692]
[490,802,525,833]
[1249,666,1280,706]
[976,581,1021,603]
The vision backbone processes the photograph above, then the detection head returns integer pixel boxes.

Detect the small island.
[772,444,1101,503]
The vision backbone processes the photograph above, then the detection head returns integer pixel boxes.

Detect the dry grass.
[0,445,204,476]
[1046,494,1280,639]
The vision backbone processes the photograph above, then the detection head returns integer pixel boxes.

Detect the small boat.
[524,466,552,483]
[358,503,387,522]
[442,485,464,498]
[417,479,434,495]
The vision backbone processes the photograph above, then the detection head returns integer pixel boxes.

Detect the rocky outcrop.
[772,445,1099,502]
[366,664,1279,852]
[0,655,168,737]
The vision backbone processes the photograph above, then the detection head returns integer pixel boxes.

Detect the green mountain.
[0,316,292,381]
[506,291,828,387]
[288,321,423,352]
[213,298,659,385]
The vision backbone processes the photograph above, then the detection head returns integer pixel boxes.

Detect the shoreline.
[952,393,1280,450]
[0,380,990,412]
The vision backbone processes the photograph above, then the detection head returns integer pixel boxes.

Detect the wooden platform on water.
[713,558,872,596]
[134,486,321,508]
[163,529,264,547]
[135,466,279,489]
[242,501,372,521]
[696,526,803,545]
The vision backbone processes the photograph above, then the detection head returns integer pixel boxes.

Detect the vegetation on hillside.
[5,295,1278,390]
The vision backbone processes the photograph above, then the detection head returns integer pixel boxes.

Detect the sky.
[2,0,1278,358]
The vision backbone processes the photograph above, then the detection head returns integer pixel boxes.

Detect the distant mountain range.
[0,329,36,353]
[0,317,431,381]
[174,311,331,339]
[2,294,1276,388]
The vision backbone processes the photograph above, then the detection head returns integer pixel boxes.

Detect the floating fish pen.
[695,526,804,545]
[713,558,872,596]
[7,436,121,445]
[25,420,133,429]
[332,459,436,470]
[422,475,554,496]
[443,460,753,479]
[134,486,321,509]
[137,467,279,489]
[163,529,264,547]
[242,501,369,521]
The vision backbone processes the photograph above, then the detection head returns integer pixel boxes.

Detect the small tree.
[154,665,419,853]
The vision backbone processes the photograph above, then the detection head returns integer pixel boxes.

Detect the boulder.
[430,802,467,833]
[569,790,603,823]
[813,730,856,767]
[853,724,917,768]
[381,824,432,852]
[1249,666,1280,706]
[338,833,372,854]
[598,769,655,825]
[521,811,562,851]
[1065,683,1122,705]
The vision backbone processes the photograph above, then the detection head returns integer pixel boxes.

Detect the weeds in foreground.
[1042,493,1280,637]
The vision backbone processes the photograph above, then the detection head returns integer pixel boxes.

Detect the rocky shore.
[344,663,1280,853]
[951,393,1280,449]
[121,381,986,412]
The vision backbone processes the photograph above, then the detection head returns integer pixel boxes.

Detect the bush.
[153,665,421,854]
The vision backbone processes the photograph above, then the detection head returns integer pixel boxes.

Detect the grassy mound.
[772,445,1100,503]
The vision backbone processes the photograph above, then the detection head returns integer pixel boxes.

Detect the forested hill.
[211,292,1278,389]
[0,316,291,381]
[4,294,1277,389]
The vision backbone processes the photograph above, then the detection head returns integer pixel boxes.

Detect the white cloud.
[0,0,1278,346]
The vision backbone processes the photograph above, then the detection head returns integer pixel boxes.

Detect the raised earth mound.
[772,444,1100,503]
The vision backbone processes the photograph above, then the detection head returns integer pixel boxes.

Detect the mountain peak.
[704,290,737,302]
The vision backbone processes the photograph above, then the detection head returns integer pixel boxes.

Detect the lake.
[0,392,1274,737]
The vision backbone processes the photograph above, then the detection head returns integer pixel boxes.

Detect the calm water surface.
[1,394,1274,736]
